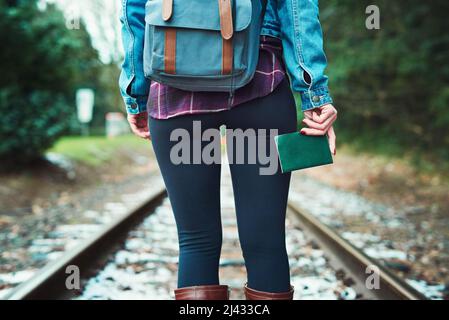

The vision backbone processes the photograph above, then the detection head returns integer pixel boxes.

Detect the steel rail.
[287,202,427,300]
[4,189,426,300]
[5,187,167,300]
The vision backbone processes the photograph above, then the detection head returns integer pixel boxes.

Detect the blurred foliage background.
[0,0,121,165]
[321,0,449,169]
[0,0,447,169]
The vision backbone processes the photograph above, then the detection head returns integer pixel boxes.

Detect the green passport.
[274,132,333,173]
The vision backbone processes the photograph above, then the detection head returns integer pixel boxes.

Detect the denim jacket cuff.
[299,87,333,112]
[124,96,148,115]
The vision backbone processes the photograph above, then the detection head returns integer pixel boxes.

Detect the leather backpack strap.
[162,0,173,21]
[218,0,234,75]
[222,38,233,75]
[164,28,176,74]
[162,0,175,73]
[218,0,234,40]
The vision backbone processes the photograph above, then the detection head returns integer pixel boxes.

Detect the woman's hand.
[127,112,151,140]
[300,104,337,155]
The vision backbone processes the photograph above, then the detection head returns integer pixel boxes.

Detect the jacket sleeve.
[277,0,333,111]
[119,0,150,114]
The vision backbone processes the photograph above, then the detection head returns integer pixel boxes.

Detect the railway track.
[4,187,167,300]
[287,203,426,300]
[4,186,426,300]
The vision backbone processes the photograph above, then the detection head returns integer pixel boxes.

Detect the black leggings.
[149,79,297,292]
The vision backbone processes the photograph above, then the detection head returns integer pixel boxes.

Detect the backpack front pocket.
[144,0,252,78]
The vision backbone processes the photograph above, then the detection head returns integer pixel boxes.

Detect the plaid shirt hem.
[147,36,286,119]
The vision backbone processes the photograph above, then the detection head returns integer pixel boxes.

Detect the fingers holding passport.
[300,104,337,155]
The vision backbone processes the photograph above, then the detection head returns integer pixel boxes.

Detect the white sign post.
[76,88,95,136]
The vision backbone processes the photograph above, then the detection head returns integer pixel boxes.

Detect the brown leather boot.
[244,283,294,300]
[174,285,230,300]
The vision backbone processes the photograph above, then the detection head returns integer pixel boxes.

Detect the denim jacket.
[119,0,333,114]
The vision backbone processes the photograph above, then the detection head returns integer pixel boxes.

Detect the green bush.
[0,88,74,163]
[0,1,101,165]
[321,0,449,163]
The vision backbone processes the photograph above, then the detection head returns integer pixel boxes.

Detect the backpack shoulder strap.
[261,0,268,20]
